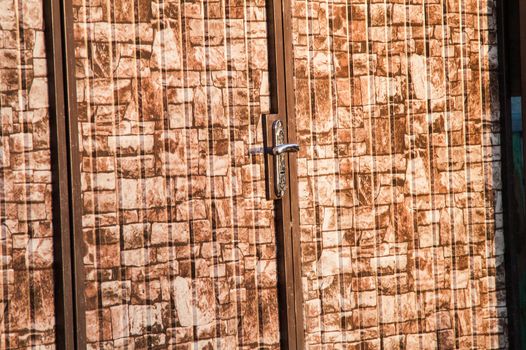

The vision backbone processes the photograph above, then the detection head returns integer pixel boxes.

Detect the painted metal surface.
[71,0,284,347]
[289,0,508,347]
[0,0,512,348]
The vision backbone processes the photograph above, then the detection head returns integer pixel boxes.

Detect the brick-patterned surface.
[0,0,509,348]
[0,0,56,348]
[291,0,507,348]
[72,0,280,348]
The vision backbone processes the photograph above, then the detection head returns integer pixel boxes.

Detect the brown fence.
[0,0,507,348]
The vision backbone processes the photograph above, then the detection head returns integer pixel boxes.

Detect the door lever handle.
[268,120,299,198]
[272,143,300,155]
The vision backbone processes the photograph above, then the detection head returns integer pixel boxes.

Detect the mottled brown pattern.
[0,0,56,348]
[291,0,506,348]
[0,0,509,347]
[72,0,280,348]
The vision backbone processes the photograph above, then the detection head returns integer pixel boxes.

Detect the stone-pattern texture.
[72,0,280,348]
[0,0,56,348]
[291,0,507,348]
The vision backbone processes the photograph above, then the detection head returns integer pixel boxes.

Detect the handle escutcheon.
[271,120,299,198]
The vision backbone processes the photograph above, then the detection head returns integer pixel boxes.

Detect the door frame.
[44,0,304,348]
[44,0,86,348]
[267,0,305,348]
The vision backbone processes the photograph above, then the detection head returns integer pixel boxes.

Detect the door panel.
[0,0,56,347]
[290,0,507,348]
[72,0,280,347]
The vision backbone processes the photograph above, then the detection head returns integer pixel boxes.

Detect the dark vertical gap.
[265,0,298,348]
[45,0,86,347]
[499,0,526,347]
[63,0,87,347]
[265,0,279,115]
[498,0,515,343]
[45,0,73,348]
[281,0,306,346]
[272,199,292,348]
[266,4,292,344]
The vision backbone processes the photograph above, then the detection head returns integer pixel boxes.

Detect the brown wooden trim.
[44,0,86,348]
[266,0,298,347]
[61,0,87,346]
[281,0,306,346]
[266,0,305,348]
[48,0,301,347]
[44,1,74,347]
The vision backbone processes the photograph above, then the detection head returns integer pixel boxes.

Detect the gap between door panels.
[44,0,86,349]
[265,0,305,348]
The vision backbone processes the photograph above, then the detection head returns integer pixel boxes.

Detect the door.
[289,0,506,348]
[63,0,302,348]
[3,0,510,348]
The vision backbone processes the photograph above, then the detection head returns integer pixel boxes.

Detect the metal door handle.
[272,143,300,155]
[268,120,300,198]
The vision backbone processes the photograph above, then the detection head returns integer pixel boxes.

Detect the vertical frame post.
[266,0,305,347]
[45,0,302,347]
[281,0,306,346]
[43,0,86,348]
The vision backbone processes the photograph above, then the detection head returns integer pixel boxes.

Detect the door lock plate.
[273,120,287,198]
[262,115,300,200]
